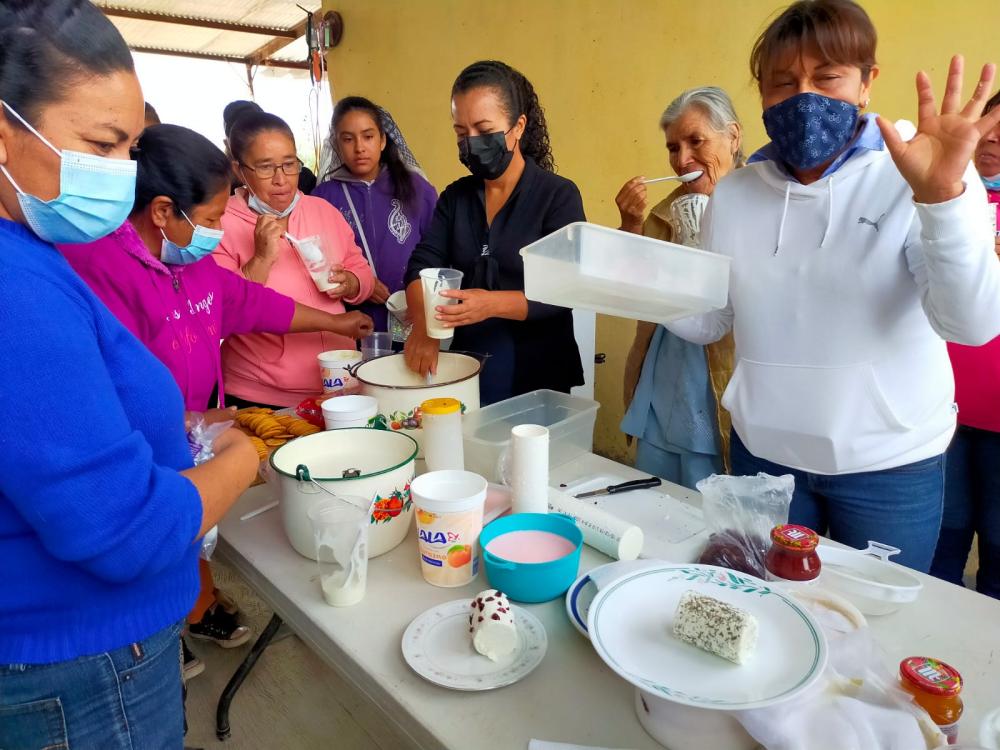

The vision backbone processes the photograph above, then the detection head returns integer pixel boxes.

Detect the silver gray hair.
[659,86,745,166]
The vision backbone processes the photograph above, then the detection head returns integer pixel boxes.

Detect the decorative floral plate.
[587,563,827,710]
[401,599,546,691]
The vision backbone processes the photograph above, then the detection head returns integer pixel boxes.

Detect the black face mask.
[458,130,514,180]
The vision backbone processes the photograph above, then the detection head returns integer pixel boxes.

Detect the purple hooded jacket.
[312,165,437,331]
[60,221,294,411]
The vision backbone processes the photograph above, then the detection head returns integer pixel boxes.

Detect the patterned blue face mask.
[982,174,1000,192]
[160,209,224,265]
[762,92,860,171]
[0,101,136,244]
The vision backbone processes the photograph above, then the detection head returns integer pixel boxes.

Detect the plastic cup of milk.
[308,497,369,607]
[411,470,487,587]
[419,268,464,340]
[318,349,362,395]
[288,234,337,292]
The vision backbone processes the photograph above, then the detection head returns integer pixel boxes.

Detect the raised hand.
[878,56,1000,204]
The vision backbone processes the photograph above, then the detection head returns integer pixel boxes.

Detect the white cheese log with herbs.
[672,590,759,664]
[468,589,517,661]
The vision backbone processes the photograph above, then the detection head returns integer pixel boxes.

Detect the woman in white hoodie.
[666,0,1000,571]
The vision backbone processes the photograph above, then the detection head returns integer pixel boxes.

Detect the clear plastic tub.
[520,221,730,324]
[462,389,599,482]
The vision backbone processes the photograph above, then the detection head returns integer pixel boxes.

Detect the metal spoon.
[642,170,704,185]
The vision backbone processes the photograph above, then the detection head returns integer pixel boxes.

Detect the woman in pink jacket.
[215,111,375,408]
[61,123,372,656]
[931,90,1000,598]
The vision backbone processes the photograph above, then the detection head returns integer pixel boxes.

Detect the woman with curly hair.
[403,60,585,404]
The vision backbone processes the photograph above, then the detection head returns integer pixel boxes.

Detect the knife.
[574,477,662,499]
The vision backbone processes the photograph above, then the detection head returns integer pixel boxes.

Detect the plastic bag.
[738,594,945,749]
[695,472,794,578]
[187,415,234,560]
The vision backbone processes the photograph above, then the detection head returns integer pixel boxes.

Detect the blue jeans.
[635,439,722,490]
[930,425,1000,598]
[0,622,184,750]
[730,432,945,572]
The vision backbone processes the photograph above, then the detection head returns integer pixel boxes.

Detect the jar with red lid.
[764,524,821,583]
[899,656,964,744]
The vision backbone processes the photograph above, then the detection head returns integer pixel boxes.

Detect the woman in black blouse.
[403,60,585,405]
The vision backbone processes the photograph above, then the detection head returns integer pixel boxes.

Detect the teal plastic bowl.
[480,512,583,603]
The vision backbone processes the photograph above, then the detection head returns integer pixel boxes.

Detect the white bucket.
[322,395,378,430]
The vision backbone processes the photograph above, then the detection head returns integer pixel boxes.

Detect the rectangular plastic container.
[520,221,730,324]
[462,389,599,483]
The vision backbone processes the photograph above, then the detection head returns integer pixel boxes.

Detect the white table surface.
[218,452,1000,749]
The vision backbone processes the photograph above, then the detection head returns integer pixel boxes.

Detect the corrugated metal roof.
[94,1,321,66]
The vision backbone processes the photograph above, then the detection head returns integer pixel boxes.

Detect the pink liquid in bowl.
[485,530,576,563]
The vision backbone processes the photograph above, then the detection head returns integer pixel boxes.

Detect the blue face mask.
[0,101,136,244]
[982,174,1000,192]
[160,209,224,265]
[762,92,860,171]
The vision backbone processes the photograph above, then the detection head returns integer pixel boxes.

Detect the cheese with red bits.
[468,589,517,661]
[673,590,758,664]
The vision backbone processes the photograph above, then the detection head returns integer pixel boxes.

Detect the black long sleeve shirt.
[405,158,585,404]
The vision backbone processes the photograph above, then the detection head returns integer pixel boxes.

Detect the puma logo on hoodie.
[858,212,886,232]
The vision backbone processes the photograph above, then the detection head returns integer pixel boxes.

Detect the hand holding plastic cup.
[419,268,464,340]
[308,497,369,606]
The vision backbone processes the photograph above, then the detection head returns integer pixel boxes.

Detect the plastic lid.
[770,524,819,551]
[421,397,461,415]
[900,656,963,696]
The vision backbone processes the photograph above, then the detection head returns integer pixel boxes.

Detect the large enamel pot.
[270,428,418,559]
[352,352,482,458]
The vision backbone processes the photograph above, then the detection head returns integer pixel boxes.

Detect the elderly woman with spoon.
[617,86,744,488]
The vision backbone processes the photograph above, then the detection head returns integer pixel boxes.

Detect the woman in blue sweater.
[0,2,259,747]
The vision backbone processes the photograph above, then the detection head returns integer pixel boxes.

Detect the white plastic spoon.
[642,170,704,185]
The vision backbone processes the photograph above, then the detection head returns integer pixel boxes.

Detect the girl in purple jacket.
[312,97,437,336]
[61,124,372,656]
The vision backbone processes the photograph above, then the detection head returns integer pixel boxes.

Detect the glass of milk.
[308,497,369,606]
[419,268,464,339]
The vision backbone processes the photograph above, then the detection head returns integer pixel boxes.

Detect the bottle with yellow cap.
[421,398,464,472]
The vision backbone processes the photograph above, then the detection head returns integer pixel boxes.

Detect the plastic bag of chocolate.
[695,473,795,578]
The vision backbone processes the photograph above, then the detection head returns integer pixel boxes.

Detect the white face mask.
[241,169,300,218]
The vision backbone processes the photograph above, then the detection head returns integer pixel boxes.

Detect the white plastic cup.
[411,470,487,587]
[317,349,362,395]
[290,234,336,292]
[308,497,369,607]
[510,424,549,515]
[419,268,464,340]
[361,332,393,361]
[421,398,464,472]
[322,394,378,430]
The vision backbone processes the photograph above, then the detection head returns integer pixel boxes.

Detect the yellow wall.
[324,0,998,462]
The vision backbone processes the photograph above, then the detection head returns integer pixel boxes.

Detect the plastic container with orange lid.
[899,656,964,743]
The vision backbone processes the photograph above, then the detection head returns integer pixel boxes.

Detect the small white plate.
[588,563,827,710]
[402,599,547,691]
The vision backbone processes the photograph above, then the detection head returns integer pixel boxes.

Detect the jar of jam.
[899,656,963,744]
[764,524,821,583]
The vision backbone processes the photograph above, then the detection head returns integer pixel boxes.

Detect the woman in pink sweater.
[931,89,1000,599]
[61,124,372,654]
[215,111,375,408]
